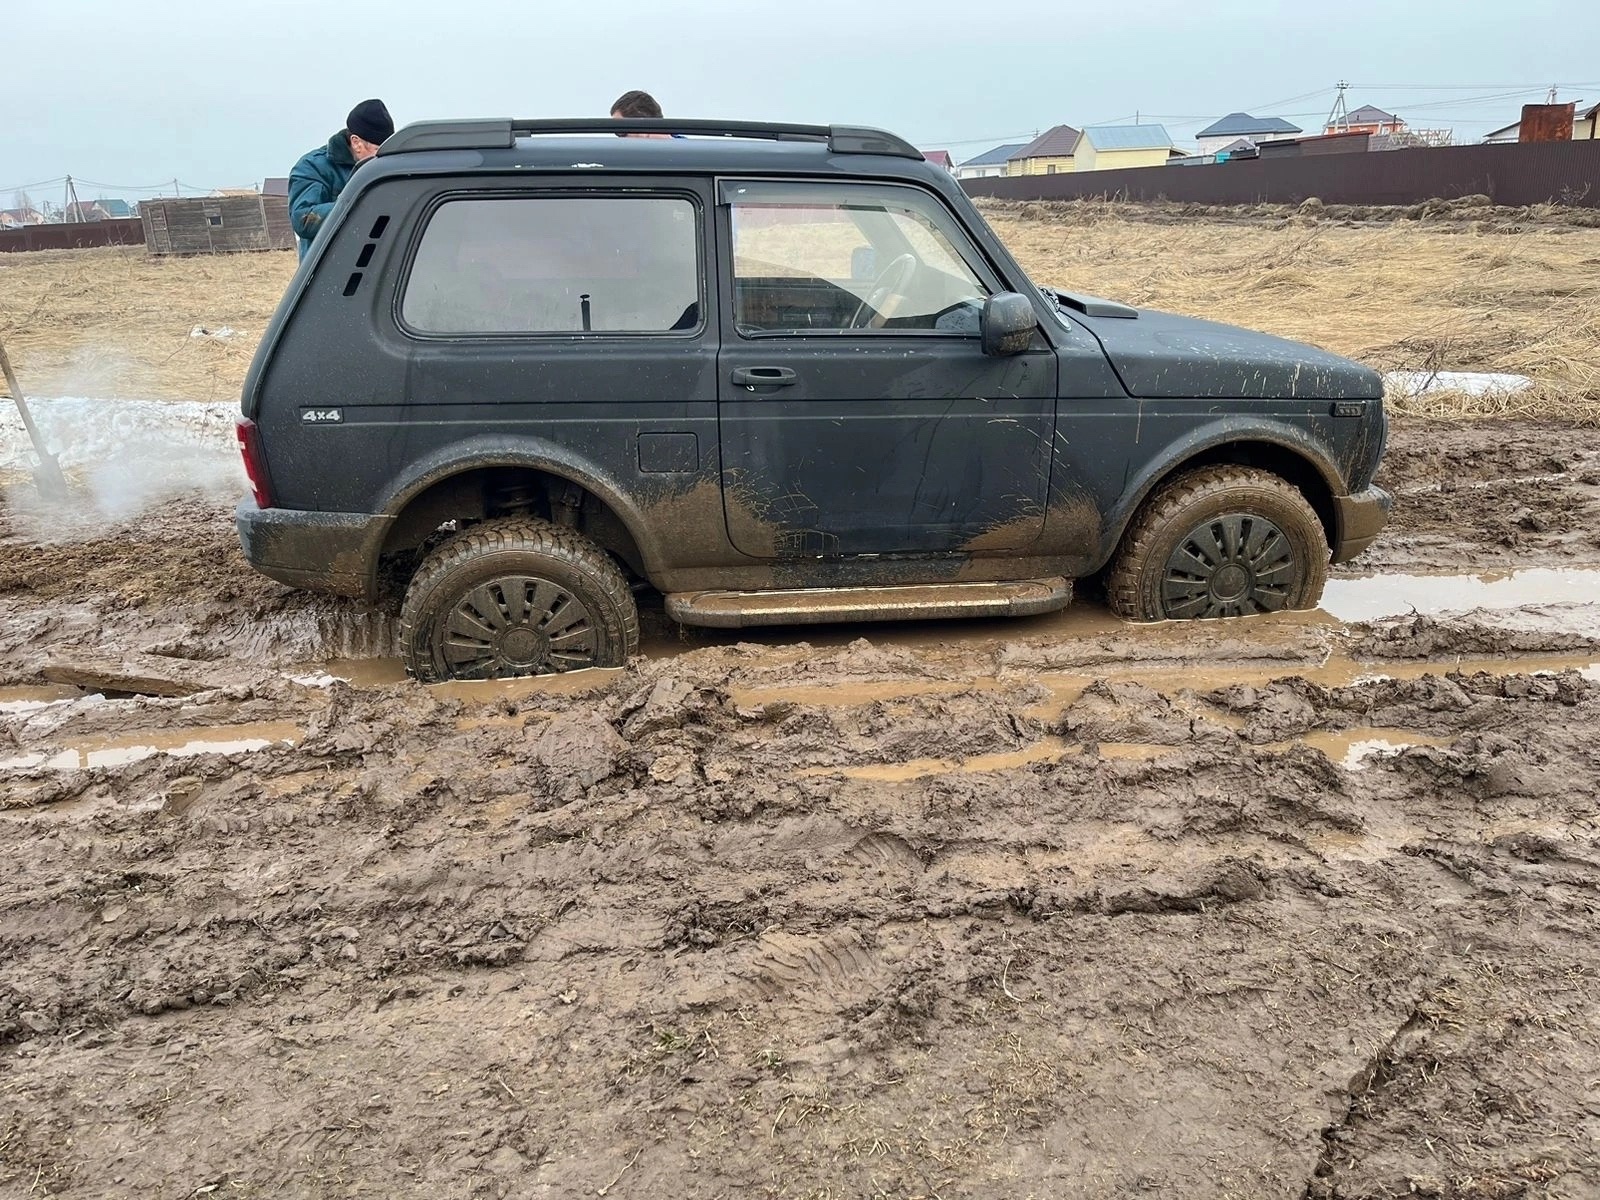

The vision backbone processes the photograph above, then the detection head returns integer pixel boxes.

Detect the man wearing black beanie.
[288,99,395,260]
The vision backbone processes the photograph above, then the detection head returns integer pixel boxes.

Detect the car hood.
[1052,292,1384,401]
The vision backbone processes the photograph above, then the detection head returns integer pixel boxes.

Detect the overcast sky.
[5,0,1596,202]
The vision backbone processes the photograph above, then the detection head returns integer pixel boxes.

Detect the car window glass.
[402,196,700,334]
[727,182,989,335]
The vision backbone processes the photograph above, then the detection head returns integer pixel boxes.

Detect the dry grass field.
[2,201,1597,418]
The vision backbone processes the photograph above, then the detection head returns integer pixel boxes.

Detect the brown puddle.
[0,722,302,772]
[1290,729,1452,770]
[800,737,1074,782]
[298,567,1600,710]
[792,727,1446,784]
[1322,567,1600,624]
[0,684,88,713]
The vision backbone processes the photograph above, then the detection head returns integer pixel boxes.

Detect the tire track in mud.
[5,420,1600,1196]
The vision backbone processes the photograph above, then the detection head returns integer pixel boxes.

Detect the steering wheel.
[849,253,918,330]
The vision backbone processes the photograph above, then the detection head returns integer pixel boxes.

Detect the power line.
[0,177,68,198]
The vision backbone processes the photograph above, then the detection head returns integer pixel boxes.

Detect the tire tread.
[398,517,639,681]
[1105,466,1328,621]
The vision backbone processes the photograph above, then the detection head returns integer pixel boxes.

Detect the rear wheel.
[1106,466,1329,621]
[399,517,639,682]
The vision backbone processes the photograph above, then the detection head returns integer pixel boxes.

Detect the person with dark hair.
[610,90,663,119]
[289,99,395,259]
[610,90,680,138]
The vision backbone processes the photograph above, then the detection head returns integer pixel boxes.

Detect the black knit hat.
[347,99,394,145]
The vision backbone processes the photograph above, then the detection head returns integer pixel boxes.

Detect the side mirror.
[980,292,1037,357]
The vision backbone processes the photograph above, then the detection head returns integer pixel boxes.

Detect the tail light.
[235,416,275,508]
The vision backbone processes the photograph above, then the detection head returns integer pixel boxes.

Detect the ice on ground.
[1383,371,1535,399]
[0,396,239,471]
[0,397,244,535]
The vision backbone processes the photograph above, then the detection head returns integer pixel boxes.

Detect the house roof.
[1216,138,1257,155]
[1081,124,1174,151]
[1196,111,1302,138]
[961,142,1026,168]
[262,177,290,197]
[97,199,134,218]
[922,149,953,167]
[1009,125,1081,160]
[1345,105,1399,124]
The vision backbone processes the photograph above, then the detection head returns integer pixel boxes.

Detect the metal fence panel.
[964,140,1600,208]
[0,219,147,254]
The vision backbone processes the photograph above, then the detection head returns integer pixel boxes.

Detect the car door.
[715,178,1057,559]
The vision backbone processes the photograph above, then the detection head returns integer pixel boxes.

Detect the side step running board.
[666,578,1072,629]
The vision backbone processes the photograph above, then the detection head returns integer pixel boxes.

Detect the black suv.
[236,118,1390,681]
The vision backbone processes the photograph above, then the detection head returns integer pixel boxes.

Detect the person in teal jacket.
[288,100,394,260]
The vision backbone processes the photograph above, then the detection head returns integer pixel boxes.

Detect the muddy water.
[302,567,1600,699]
[0,721,301,772]
[1322,567,1600,623]
[1294,729,1452,770]
[0,684,88,713]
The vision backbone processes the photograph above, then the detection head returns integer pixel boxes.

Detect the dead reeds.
[986,202,1600,424]
[1,206,1597,422]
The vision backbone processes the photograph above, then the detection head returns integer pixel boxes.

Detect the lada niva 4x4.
[235,118,1391,681]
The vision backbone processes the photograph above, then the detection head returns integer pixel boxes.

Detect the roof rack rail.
[379,119,923,160]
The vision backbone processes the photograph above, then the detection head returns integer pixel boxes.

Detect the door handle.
[731,366,797,389]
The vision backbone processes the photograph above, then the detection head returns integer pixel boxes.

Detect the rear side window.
[401,196,700,335]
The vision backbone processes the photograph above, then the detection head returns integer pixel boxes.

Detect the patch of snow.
[1,397,244,537]
[189,325,238,340]
[1383,371,1535,399]
[0,396,238,471]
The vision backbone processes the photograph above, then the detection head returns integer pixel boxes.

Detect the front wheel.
[399,518,639,682]
[1105,466,1329,621]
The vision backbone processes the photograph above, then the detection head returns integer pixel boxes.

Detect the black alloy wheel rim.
[440,575,598,677]
[1160,514,1296,619]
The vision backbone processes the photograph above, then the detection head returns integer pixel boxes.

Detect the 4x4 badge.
[301,408,343,423]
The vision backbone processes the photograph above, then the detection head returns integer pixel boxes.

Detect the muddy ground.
[3,418,1600,1198]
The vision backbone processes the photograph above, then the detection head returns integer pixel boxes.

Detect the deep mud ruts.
[3,419,1600,1199]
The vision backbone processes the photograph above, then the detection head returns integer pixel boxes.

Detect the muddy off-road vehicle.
[236,118,1391,681]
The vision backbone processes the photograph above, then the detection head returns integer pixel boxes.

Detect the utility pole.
[63,176,82,223]
[1326,81,1350,133]
[1547,85,1559,103]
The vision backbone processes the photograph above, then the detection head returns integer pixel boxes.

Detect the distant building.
[262,177,290,197]
[1484,101,1594,143]
[1258,131,1372,158]
[1212,138,1259,162]
[955,143,1026,180]
[63,201,105,222]
[1073,124,1175,172]
[1007,125,1082,176]
[1195,112,1302,155]
[140,194,295,255]
[0,207,47,229]
[1327,105,1405,137]
[921,149,955,171]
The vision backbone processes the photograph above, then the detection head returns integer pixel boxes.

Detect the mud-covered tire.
[399,518,639,682]
[1106,466,1329,622]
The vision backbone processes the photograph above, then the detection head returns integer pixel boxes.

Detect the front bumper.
[1331,485,1392,565]
[235,498,393,598]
